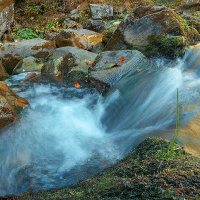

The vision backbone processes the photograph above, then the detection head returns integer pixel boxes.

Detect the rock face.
[90,4,113,20]
[105,7,200,58]
[89,50,150,93]
[0,82,28,128]
[0,38,55,74]
[0,0,14,39]
[55,29,103,51]
[12,56,44,75]
[42,46,97,84]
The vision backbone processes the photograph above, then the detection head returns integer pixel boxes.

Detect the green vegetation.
[156,89,182,160]
[44,19,63,31]
[146,35,187,58]
[11,27,42,40]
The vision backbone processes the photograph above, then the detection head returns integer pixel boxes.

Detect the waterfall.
[0,47,200,196]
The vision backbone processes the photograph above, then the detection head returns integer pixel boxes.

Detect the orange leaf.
[119,56,125,62]
[86,60,93,65]
[74,81,81,88]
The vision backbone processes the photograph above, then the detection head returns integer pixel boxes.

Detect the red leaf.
[74,81,81,88]
[119,56,125,62]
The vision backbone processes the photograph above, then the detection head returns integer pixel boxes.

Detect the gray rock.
[13,56,44,75]
[0,0,14,39]
[42,46,97,83]
[83,19,106,32]
[0,38,55,74]
[90,4,113,20]
[89,50,150,94]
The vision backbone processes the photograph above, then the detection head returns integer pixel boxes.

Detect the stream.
[0,48,200,196]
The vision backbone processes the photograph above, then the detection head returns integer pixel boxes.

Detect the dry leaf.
[86,60,93,65]
[119,56,125,62]
[74,81,81,88]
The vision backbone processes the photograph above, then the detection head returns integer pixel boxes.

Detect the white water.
[0,50,200,196]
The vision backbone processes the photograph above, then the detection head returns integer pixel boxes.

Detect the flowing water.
[0,48,200,196]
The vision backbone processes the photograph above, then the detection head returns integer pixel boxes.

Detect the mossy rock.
[105,7,200,58]
[146,35,187,58]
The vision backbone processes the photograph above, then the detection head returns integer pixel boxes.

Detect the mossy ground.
[16,137,200,200]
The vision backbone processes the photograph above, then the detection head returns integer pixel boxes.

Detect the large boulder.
[105,7,200,58]
[0,82,28,128]
[42,47,97,84]
[0,0,14,39]
[12,56,44,75]
[90,4,113,20]
[89,50,150,94]
[0,38,55,74]
[55,29,103,51]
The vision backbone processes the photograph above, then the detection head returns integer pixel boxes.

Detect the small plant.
[44,19,61,30]
[12,28,41,40]
[156,88,181,160]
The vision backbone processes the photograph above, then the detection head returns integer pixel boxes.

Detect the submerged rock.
[13,56,44,75]
[0,38,55,74]
[0,82,28,128]
[105,7,200,58]
[42,46,97,84]
[55,28,103,51]
[89,50,150,94]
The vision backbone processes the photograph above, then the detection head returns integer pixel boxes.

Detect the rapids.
[0,48,200,196]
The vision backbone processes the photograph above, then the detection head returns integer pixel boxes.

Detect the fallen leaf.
[74,81,81,88]
[56,71,62,79]
[136,68,142,72]
[86,60,93,65]
[119,56,125,62]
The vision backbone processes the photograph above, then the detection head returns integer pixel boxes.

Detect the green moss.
[146,34,187,58]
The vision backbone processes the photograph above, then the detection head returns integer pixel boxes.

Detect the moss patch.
[146,34,187,58]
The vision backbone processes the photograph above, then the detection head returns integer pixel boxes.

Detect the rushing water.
[0,48,200,196]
